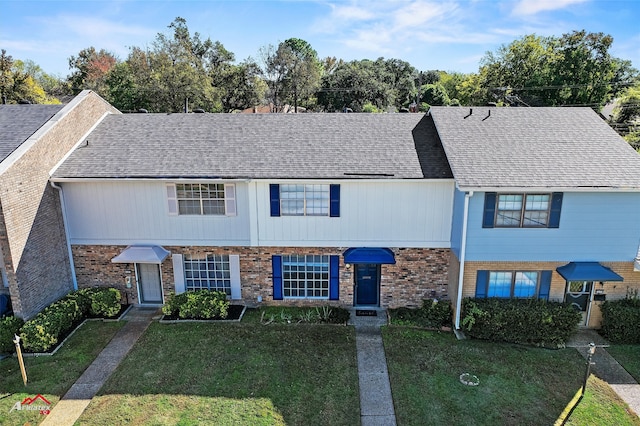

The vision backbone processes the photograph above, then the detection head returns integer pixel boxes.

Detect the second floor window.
[166,183,236,216]
[281,184,330,216]
[483,192,562,228]
[496,194,550,227]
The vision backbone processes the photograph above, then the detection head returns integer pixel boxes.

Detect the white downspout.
[455,191,473,330]
[50,181,78,290]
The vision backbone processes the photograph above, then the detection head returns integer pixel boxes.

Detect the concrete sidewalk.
[566,328,640,417]
[351,309,397,426]
[40,307,158,426]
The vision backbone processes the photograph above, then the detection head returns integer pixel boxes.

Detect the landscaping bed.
[160,304,246,322]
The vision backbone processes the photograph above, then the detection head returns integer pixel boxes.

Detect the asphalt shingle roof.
[0,104,64,162]
[52,113,453,180]
[429,106,640,189]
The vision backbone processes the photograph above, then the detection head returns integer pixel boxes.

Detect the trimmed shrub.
[87,288,122,317]
[162,292,188,317]
[389,299,453,328]
[600,296,640,343]
[163,291,229,319]
[461,298,581,347]
[19,287,122,352]
[20,297,83,352]
[0,316,24,353]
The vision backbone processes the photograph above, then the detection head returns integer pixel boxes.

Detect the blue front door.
[355,264,380,306]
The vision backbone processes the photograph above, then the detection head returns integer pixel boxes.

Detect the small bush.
[162,292,188,317]
[19,287,122,352]
[389,299,453,328]
[461,298,581,347]
[163,291,229,319]
[88,288,122,317]
[600,295,640,343]
[0,316,24,353]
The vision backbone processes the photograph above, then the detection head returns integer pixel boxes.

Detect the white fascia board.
[455,184,640,193]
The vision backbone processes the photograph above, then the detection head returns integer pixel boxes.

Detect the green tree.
[261,38,321,112]
[217,60,267,112]
[0,50,60,104]
[317,59,395,112]
[478,30,637,108]
[68,47,117,96]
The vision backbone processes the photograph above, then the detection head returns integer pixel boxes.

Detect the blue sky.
[2,0,639,77]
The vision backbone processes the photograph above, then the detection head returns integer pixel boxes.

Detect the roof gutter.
[50,181,77,290]
[454,190,473,330]
[455,186,640,193]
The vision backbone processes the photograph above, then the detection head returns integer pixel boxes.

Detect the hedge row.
[600,296,640,343]
[388,299,452,328]
[3,288,122,353]
[162,290,230,319]
[461,298,581,347]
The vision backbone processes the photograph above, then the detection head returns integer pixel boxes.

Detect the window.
[476,270,551,300]
[483,192,562,228]
[282,255,330,298]
[270,184,340,217]
[496,194,549,227]
[166,183,236,216]
[280,184,329,216]
[183,254,231,295]
[487,271,538,298]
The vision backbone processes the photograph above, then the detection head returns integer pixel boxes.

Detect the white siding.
[63,181,251,245]
[255,180,454,247]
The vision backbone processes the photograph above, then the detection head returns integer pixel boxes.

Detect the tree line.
[1,17,639,146]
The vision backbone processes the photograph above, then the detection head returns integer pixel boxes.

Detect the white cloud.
[511,0,589,16]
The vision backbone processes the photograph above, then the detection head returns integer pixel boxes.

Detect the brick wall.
[457,260,640,328]
[72,245,451,309]
[0,92,119,318]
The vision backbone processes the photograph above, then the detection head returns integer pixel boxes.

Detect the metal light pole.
[582,342,596,396]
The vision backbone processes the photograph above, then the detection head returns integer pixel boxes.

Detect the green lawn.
[566,375,640,425]
[382,326,639,426]
[77,318,359,426]
[0,320,124,426]
[606,344,640,382]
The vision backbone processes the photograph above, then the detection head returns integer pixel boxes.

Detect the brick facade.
[451,257,640,328]
[72,245,451,309]
[0,92,119,318]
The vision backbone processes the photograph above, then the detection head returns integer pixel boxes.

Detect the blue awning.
[112,245,170,264]
[556,262,623,282]
[343,247,396,264]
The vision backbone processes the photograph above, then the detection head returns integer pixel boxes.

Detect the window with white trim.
[488,271,538,298]
[166,183,236,216]
[282,255,329,298]
[496,194,550,227]
[183,254,231,295]
[281,184,329,216]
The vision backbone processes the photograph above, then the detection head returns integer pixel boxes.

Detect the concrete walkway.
[40,307,158,426]
[351,309,397,426]
[566,329,640,417]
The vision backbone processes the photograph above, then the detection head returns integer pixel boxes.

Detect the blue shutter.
[548,192,563,228]
[475,270,489,298]
[272,255,283,300]
[329,255,339,300]
[483,193,497,228]
[538,271,552,300]
[269,184,280,217]
[329,184,340,217]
